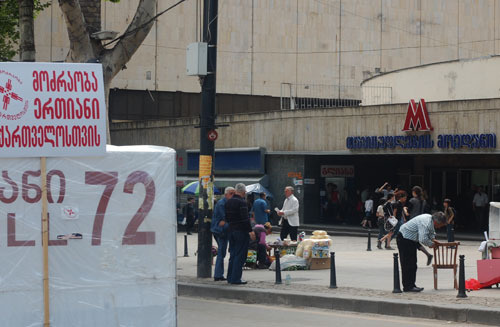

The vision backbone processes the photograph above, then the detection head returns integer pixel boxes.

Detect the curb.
[178,282,500,325]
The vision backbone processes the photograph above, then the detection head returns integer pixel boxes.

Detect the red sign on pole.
[207,129,218,141]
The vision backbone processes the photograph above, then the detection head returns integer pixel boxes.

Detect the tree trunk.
[59,0,94,63]
[18,0,36,61]
[60,0,158,143]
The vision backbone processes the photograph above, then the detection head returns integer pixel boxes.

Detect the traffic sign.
[207,129,218,141]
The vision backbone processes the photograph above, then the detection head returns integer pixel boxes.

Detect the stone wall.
[111,98,500,154]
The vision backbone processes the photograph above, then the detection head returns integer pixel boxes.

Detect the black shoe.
[231,280,247,285]
[186,232,192,235]
[214,277,227,281]
[404,287,424,292]
[427,255,433,266]
[377,241,382,249]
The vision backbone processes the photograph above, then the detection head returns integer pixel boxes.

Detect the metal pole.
[197,0,218,278]
[366,230,372,251]
[457,255,467,298]
[329,252,337,289]
[184,235,189,257]
[41,157,50,327]
[392,253,402,293]
[275,248,282,284]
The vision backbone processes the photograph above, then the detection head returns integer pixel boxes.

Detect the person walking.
[379,193,396,249]
[225,183,252,285]
[278,186,300,241]
[473,186,489,232]
[443,198,455,242]
[376,197,387,249]
[361,194,374,228]
[251,192,271,225]
[182,197,195,235]
[396,212,446,292]
[210,187,235,281]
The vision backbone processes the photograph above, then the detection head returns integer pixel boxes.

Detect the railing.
[280,83,392,110]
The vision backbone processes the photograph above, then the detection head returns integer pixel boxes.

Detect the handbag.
[384,216,397,232]
[387,216,398,226]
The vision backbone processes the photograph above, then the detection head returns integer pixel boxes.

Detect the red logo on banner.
[0,79,23,110]
[0,70,28,120]
[402,99,433,132]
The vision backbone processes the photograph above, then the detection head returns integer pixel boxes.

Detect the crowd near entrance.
[303,153,500,233]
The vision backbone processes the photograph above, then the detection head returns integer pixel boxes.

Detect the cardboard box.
[308,257,331,270]
[311,248,329,258]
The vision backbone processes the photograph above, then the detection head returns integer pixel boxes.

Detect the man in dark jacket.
[210,187,235,281]
[225,183,252,284]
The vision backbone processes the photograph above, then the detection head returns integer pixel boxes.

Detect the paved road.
[178,296,486,327]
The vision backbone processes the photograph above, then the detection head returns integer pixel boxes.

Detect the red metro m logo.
[402,99,433,132]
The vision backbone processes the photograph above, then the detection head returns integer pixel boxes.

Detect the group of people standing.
[209,184,299,284]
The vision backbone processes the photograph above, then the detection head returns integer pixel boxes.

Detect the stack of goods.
[296,231,332,259]
[310,231,331,258]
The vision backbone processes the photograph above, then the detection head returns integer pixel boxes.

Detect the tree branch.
[58,0,94,62]
[101,0,157,84]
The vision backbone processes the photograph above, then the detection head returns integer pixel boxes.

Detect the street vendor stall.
[268,230,333,271]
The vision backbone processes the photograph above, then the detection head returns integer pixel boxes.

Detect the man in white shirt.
[473,186,489,231]
[278,186,300,241]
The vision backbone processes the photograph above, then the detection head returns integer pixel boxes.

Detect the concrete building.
[33,1,500,230]
[362,56,500,105]
[35,0,500,117]
[112,97,500,231]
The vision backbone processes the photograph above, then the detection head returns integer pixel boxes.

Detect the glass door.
[492,171,500,202]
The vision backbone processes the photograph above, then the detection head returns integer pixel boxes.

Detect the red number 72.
[85,171,156,246]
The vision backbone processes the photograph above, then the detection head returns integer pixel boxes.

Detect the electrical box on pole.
[186,42,208,76]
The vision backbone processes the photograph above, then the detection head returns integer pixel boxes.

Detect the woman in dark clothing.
[395,190,434,265]
[380,193,396,249]
[408,186,428,220]
[393,190,409,234]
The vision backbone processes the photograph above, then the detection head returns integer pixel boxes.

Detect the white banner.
[0,145,176,326]
[0,62,107,158]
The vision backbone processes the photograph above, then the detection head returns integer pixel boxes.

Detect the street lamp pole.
[197,0,218,278]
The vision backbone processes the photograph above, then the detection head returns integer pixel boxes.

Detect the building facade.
[34,0,500,118]
[111,98,500,231]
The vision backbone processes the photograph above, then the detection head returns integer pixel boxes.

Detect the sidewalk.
[176,231,500,325]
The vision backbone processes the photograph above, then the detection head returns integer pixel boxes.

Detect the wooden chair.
[432,242,460,290]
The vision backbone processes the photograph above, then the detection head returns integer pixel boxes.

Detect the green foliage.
[0,0,19,60]
[0,0,51,61]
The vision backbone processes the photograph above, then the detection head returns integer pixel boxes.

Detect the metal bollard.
[392,253,402,293]
[329,252,337,289]
[366,230,372,251]
[275,248,282,284]
[183,234,189,257]
[457,255,467,298]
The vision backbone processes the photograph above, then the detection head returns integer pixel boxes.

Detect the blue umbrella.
[245,183,273,199]
[181,181,221,195]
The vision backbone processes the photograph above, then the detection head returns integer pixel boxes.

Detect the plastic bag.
[269,254,308,271]
[465,278,481,291]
